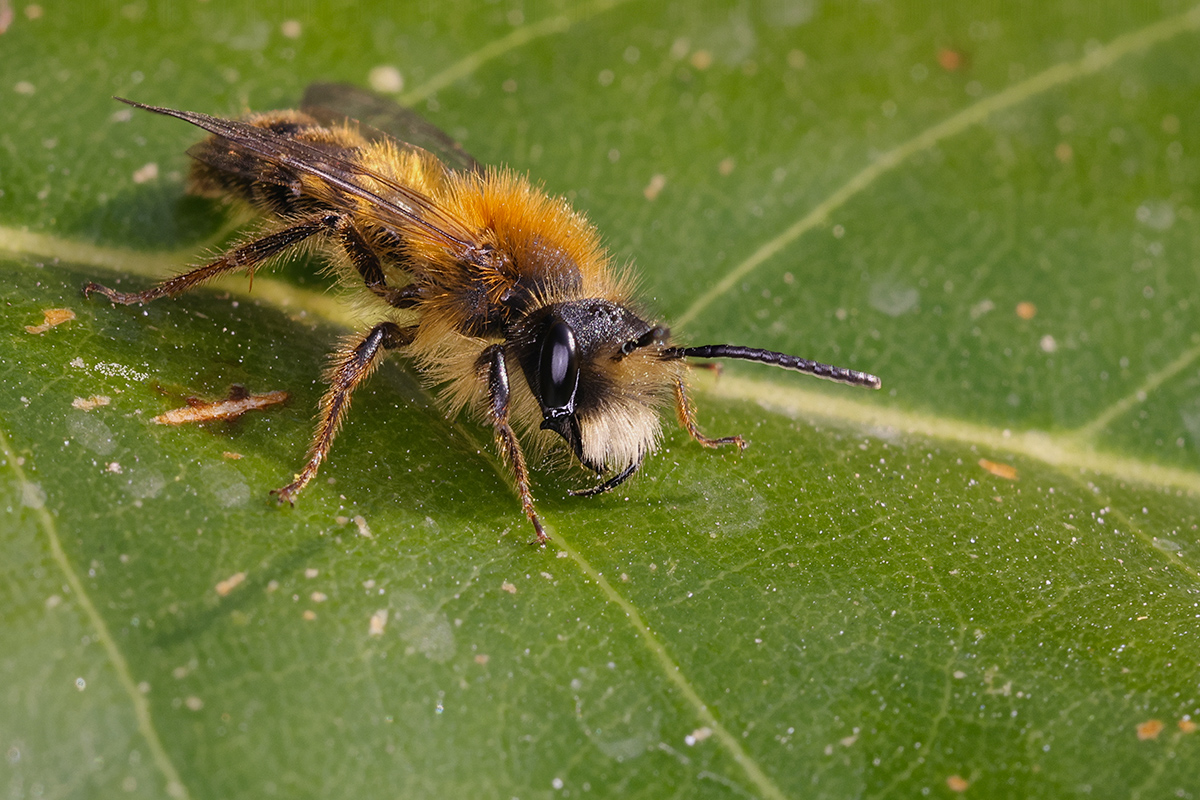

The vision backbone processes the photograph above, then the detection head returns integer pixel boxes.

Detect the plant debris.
[25,307,75,334]
[152,384,288,425]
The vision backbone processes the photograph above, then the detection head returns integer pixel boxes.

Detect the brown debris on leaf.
[978,458,1019,480]
[72,395,111,411]
[1136,719,1164,740]
[152,384,289,426]
[25,307,75,334]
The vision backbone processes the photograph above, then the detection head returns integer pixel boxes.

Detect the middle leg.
[274,321,414,504]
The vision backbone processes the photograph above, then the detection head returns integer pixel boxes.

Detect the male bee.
[85,84,880,542]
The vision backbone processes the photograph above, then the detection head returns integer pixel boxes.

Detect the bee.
[84,83,881,543]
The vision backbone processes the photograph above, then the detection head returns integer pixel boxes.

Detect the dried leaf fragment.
[978,458,1018,480]
[25,307,75,334]
[1136,719,1164,740]
[152,385,288,425]
[72,395,111,411]
[946,775,970,792]
[215,572,246,597]
[353,514,373,538]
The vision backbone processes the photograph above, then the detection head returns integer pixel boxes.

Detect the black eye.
[538,321,579,412]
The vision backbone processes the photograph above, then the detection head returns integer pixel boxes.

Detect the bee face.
[510,299,672,472]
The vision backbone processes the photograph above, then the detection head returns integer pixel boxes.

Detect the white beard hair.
[578,400,662,472]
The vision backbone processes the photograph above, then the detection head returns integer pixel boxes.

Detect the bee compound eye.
[538,321,579,413]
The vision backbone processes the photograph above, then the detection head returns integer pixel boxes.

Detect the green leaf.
[3,3,1200,798]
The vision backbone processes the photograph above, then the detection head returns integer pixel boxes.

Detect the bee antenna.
[668,344,881,390]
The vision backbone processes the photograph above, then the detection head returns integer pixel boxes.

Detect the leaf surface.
[2,3,1199,798]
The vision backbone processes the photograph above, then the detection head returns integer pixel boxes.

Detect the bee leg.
[83,214,335,305]
[479,344,548,544]
[323,215,424,310]
[674,379,747,450]
[273,321,414,505]
[570,459,641,497]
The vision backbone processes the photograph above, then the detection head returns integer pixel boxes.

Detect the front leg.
[479,344,547,544]
[674,379,747,450]
[274,321,414,504]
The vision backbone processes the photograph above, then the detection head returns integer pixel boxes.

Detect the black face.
[510,299,664,470]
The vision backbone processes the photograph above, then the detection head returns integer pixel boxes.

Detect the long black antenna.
[668,345,881,390]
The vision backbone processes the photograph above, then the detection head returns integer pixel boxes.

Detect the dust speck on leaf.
[1135,199,1175,230]
[368,64,404,93]
[970,298,995,319]
[1016,301,1037,320]
[131,162,158,184]
[946,775,970,792]
[353,514,372,538]
[643,174,666,200]
[21,482,46,509]
[368,609,388,636]
[501,581,517,594]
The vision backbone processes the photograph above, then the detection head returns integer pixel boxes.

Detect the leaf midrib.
[4,225,1195,492]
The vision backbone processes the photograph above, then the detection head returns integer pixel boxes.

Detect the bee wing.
[118,98,481,254]
[301,82,484,177]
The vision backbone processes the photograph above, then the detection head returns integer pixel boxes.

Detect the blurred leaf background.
[2,1,1199,798]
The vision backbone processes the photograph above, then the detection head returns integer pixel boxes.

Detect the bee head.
[512,300,680,476]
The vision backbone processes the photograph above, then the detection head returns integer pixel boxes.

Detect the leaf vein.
[0,424,193,800]
[674,4,1200,328]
